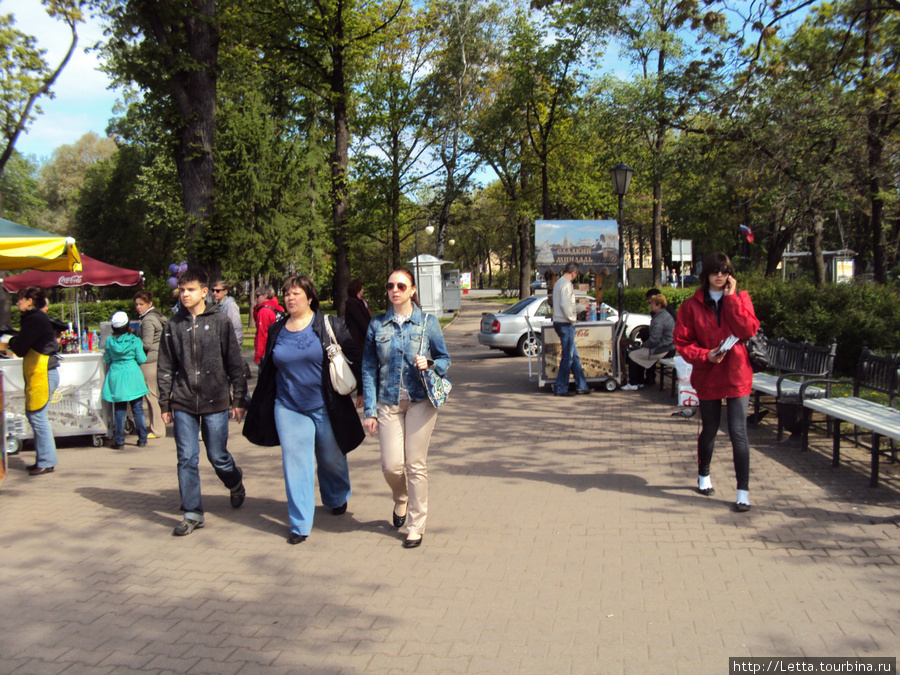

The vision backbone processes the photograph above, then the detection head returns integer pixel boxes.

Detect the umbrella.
[2,255,143,291]
[2,255,143,340]
[0,217,82,272]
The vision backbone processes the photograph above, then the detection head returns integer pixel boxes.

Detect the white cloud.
[6,0,119,160]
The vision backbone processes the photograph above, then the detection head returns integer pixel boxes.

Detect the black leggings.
[697,396,750,491]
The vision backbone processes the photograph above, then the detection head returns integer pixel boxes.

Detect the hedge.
[618,277,900,375]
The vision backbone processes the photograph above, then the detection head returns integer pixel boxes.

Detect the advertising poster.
[535,219,620,278]
[460,272,471,290]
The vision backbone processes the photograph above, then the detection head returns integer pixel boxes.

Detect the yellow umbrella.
[0,217,82,272]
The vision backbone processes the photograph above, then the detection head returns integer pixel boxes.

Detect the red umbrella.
[2,255,143,291]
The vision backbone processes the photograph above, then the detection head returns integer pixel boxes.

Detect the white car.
[477,294,651,357]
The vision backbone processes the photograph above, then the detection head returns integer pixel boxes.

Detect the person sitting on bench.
[623,294,675,390]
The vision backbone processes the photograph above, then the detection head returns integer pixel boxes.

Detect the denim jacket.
[361,305,450,419]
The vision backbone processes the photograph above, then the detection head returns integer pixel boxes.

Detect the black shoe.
[28,466,55,476]
[137,440,147,447]
[173,519,203,536]
[697,487,715,496]
[26,463,38,472]
[332,502,348,516]
[735,502,751,513]
[288,532,308,545]
[402,536,423,549]
[575,389,591,395]
[230,482,246,509]
[554,391,574,397]
[111,443,125,450]
[392,508,407,528]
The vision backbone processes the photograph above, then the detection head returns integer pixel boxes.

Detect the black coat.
[243,311,365,454]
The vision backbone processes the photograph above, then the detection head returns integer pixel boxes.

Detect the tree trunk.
[652,180,663,287]
[518,213,531,298]
[331,43,350,317]
[811,212,826,287]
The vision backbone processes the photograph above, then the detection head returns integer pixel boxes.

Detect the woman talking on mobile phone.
[673,252,760,512]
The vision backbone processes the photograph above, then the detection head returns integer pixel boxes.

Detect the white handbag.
[323,315,357,396]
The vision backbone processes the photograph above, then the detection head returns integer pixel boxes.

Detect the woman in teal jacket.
[102,311,150,449]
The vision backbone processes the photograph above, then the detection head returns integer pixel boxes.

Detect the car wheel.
[629,326,644,341]
[517,332,542,358]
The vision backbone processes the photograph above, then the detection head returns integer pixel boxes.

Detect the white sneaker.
[622,384,642,391]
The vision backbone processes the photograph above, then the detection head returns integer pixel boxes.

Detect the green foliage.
[9,299,160,328]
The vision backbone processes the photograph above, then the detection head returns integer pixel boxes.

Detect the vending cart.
[1,352,108,453]
[538,319,627,392]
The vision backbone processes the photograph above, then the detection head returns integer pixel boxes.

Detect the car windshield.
[502,298,538,315]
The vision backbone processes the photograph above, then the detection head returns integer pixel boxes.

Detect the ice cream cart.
[538,319,627,391]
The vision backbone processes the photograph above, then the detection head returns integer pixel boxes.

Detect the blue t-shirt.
[273,317,325,412]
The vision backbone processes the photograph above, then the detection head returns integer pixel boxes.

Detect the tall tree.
[98,0,220,275]
[255,0,405,316]
[0,0,82,205]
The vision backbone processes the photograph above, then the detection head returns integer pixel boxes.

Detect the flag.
[740,224,754,243]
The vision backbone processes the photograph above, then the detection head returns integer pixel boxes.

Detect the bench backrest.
[770,338,806,374]
[854,348,900,403]
[767,337,836,378]
[800,341,837,379]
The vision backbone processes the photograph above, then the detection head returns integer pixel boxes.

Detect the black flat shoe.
[735,502,751,513]
[402,536,423,549]
[28,466,55,476]
[697,487,715,496]
[554,391,574,397]
[392,509,407,528]
[288,532,308,544]
[332,502,348,516]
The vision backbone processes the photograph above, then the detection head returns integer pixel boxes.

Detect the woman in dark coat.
[344,279,371,355]
[4,288,60,475]
[673,252,760,512]
[243,275,364,544]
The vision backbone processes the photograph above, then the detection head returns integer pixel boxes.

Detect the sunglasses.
[213,288,225,292]
[711,267,732,276]
[385,282,409,292]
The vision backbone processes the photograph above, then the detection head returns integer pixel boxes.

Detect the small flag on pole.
[740,224,754,243]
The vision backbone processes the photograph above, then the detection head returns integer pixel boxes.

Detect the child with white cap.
[102,311,150,449]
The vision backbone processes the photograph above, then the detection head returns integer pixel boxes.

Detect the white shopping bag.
[674,355,699,407]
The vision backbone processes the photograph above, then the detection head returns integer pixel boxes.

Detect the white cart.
[538,320,627,391]
[1,352,108,453]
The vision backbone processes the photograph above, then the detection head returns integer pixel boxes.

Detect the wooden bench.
[798,348,900,488]
[752,338,837,439]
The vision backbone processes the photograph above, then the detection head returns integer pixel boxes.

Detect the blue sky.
[10,0,119,161]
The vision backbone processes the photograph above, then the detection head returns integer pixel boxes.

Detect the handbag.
[323,315,357,396]
[745,330,769,373]
[418,315,451,408]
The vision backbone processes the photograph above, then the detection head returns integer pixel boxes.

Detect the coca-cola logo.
[58,275,84,286]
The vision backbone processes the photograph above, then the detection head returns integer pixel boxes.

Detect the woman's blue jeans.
[113,399,147,445]
[26,368,60,469]
[274,401,351,536]
[173,409,243,523]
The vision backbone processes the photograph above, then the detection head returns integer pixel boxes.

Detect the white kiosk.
[409,254,453,318]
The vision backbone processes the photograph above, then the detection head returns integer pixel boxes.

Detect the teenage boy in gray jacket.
[158,269,248,537]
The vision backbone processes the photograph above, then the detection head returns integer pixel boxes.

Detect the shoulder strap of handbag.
[419,313,429,359]
[323,314,338,347]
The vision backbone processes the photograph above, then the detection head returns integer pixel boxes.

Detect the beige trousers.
[140,361,165,437]
[376,399,439,537]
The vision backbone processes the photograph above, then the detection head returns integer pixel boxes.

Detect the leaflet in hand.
[711,335,740,356]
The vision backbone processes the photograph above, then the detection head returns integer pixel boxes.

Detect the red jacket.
[673,288,760,400]
[253,298,284,363]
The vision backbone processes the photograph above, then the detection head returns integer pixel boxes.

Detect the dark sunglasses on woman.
[385,282,408,291]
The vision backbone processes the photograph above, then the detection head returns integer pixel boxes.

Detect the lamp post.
[610,163,634,321]
[414,218,435,286]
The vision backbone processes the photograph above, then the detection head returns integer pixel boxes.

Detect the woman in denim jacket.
[361,268,450,549]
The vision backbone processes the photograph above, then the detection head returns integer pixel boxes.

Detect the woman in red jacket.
[673,252,760,512]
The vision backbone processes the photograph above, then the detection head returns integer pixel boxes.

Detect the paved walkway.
[1,298,898,674]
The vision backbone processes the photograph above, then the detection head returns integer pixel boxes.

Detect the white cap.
[111,311,129,328]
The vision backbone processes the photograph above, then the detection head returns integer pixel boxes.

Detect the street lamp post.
[610,163,634,321]
[414,218,435,286]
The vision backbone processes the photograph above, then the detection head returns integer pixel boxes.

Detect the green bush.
[9,299,173,330]
[627,277,900,375]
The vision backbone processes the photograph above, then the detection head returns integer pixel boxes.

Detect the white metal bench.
[799,349,900,488]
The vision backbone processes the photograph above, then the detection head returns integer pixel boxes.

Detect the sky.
[9,0,119,162]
